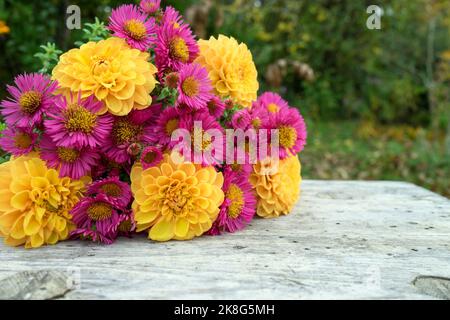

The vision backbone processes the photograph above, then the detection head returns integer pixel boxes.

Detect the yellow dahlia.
[0,154,89,248]
[52,37,158,116]
[249,155,302,218]
[131,154,224,241]
[195,35,259,108]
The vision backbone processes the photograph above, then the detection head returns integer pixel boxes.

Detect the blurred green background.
[0,0,449,197]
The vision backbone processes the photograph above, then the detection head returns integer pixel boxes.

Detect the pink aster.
[155,21,199,75]
[231,109,252,130]
[206,96,226,119]
[1,73,58,129]
[117,210,136,237]
[70,194,122,244]
[39,135,100,179]
[177,63,213,111]
[253,92,289,115]
[150,106,181,147]
[0,127,38,156]
[102,111,153,164]
[161,6,185,28]
[208,167,256,235]
[140,146,163,169]
[108,4,156,51]
[45,93,113,149]
[139,0,161,15]
[88,176,132,209]
[268,107,307,159]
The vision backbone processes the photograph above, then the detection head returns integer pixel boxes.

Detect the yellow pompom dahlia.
[249,155,302,218]
[52,37,158,116]
[195,35,259,108]
[0,154,89,248]
[131,154,224,241]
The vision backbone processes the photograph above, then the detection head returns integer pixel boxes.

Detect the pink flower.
[139,0,161,15]
[108,4,156,51]
[231,109,252,130]
[150,107,181,147]
[176,63,213,110]
[1,73,58,129]
[117,210,136,237]
[70,194,122,244]
[0,127,38,156]
[45,93,113,149]
[88,176,132,209]
[206,96,226,118]
[39,135,100,179]
[161,6,184,29]
[140,146,163,169]
[155,21,198,75]
[253,92,289,115]
[208,167,256,235]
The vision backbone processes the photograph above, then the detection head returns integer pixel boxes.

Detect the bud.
[127,142,142,156]
[165,72,179,89]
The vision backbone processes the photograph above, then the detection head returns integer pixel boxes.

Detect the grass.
[300,120,450,198]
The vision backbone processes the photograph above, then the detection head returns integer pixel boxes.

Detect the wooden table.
[1,180,449,300]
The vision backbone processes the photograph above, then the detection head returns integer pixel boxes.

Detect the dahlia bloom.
[0,128,38,156]
[109,4,156,51]
[88,176,132,209]
[0,154,88,248]
[268,107,307,159]
[151,107,181,146]
[70,194,122,244]
[196,35,259,108]
[155,22,199,74]
[40,135,100,179]
[208,167,256,235]
[177,63,213,110]
[45,93,113,149]
[131,154,224,241]
[140,146,163,169]
[206,96,226,118]
[253,92,289,115]
[1,73,58,129]
[140,0,161,15]
[249,154,301,218]
[52,37,158,116]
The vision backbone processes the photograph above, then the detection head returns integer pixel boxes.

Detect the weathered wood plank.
[0,180,449,300]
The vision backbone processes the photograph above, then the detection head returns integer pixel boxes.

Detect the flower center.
[169,37,189,63]
[112,118,143,145]
[143,151,157,164]
[267,103,280,113]
[124,19,147,40]
[14,132,33,149]
[251,118,262,129]
[207,100,217,112]
[165,119,179,136]
[192,130,212,151]
[91,56,111,76]
[87,202,113,221]
[57,147,80,163]
[118,219,132,232]
[278,125,297,149]
[181,76,199,97]
[100,183,122,197]
[64,103,97,134]
[226,184,244,219]
[19,90,42,114]
[166,188,189,214]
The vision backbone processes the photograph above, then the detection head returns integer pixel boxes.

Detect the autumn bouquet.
[0,0,307,248]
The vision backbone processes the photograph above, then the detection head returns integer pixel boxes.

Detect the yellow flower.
[52,37,158,116]
[0,154,89,248]
[131,154,224,241]
[195,35,259,108]
[0,20,10,34]
[249,155,301,218]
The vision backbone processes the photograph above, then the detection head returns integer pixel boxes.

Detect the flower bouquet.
[0,0,307,248]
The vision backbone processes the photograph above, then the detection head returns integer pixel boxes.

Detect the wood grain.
[0,180,449,300]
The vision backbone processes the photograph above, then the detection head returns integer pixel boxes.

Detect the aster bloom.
[151,107,181,146]
[268,107,307,159]
[253,92,289,115]
[177,63,213,110]
[250,154,301,218]
[0,154,88,248]
[109,4,156,52]
[161,6,184,29]
[249,104,270,131]
[155,21,199,74]
[208,167,256,235]
[45,93,113,149]
[131,154,224,241]
[52,37,158,116]
[195,35,259,108]
[1,73,58,129]
[117,210,136,237]
[140,0,161,15]
[140,146,163,169]
[88,176,132,209]
[231,108,252,130]
[206,96,225,118]
[40,135,100,179]
[0,128,38,156]
[70,194,122,244]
